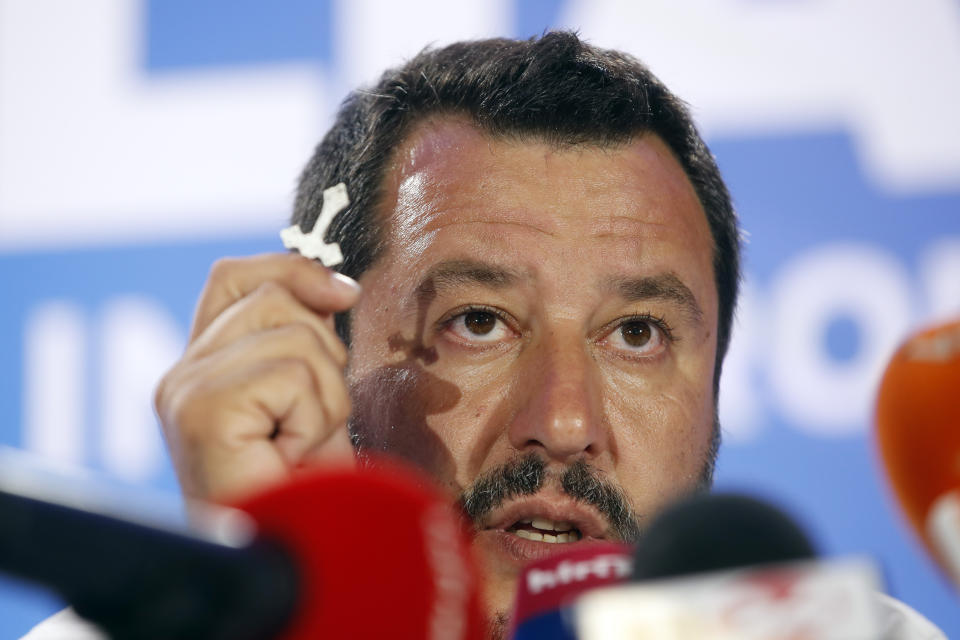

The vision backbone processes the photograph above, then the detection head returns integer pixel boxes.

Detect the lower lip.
[474,529,600,567]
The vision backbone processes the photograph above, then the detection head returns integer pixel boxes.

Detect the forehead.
[373,117,714,293]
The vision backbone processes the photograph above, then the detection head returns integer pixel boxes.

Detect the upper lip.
[480,492,610,540]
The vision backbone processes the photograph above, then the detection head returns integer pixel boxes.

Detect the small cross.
[280,182,349,267]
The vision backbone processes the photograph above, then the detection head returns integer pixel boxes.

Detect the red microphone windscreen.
[875,317,960,583]
[508,542,633,639]
[233,460,485,640]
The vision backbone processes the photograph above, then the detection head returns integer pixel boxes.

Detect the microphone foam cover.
[875,318,960,563]
[233,460,484,640]
[631,492,816,582]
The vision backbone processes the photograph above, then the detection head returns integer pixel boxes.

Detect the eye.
[620,320,653,347]
[444,308,514,344]
[603,316,672,356]
[463,310,497,335]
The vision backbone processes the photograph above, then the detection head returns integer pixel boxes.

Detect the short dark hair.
[293,31,740,391]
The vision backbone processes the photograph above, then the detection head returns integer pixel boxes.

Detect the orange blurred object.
[875,317,960,585]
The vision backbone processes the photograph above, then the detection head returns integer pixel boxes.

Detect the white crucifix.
[280,182,349,267]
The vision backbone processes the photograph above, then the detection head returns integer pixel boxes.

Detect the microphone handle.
[0,487,299,640]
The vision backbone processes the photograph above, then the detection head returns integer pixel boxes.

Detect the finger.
[161,357,317,500]
[202,439,292,504]
[295,427,357,472]
[275,396,355,470]
[191,253,361,341]
[161,357,316,453]
[213,354,352,474]
[175,357,341,501]
[187,326,351,437]
[187,283,348,368]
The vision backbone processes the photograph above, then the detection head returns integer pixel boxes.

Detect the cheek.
[443,372,521,481]
[349,363,463,491]
[605,370,715,511]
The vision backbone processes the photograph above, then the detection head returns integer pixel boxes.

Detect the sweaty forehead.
[379,117,707,242]
[392,116,489,177]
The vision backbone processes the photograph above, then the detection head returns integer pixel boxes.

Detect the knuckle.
[154,365,190,426]
[279,322,346,369]
[252,280,293,306]
[153,371,172,413]
[208,257,239,284]
[253,279,282,297]
[284,322,322,349]
[162,380,207,440]
[330,336,349,368]
[277,357,316,387]
[330,394,352,426]
[324,376,352,426]
[280,251,309,266]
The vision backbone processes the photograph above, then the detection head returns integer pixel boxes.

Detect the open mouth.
[507,517,583,543]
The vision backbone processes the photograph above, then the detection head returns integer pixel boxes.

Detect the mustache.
[458,453,643,542]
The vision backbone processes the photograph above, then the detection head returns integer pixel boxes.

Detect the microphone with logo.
[875,317,960,588]
[575,493,883,639]
[0,452,485,640]
[507,542,634,639]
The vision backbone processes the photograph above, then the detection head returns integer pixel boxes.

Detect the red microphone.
[875,317,960,587]
[0,453,485,639]
[507,542,633,639]
[235,461,486,640]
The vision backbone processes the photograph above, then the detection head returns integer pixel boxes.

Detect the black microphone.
[630,492,817,581]
[0,451,485,640]
[0,486,297,639]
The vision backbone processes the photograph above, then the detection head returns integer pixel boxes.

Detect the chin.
[484,611,510,640]
[476,549,521,640]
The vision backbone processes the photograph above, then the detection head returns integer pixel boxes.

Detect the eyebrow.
[415,259,524,299]
[607,272,704,324]
[413,260,704,325]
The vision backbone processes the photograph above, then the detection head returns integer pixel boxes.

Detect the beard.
[457,452,645,542]
[454,450,715,640]
[349,406,721,640]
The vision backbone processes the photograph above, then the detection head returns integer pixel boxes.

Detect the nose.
[507,328,608,462]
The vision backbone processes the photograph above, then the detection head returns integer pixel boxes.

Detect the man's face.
[346,118,719,623]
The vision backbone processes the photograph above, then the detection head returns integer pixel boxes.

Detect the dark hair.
[293,31,740,391]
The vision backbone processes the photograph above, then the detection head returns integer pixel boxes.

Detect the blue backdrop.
[1,0,958,636]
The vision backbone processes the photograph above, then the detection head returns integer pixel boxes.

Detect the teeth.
[530,518,574,532]
[531,518,552,530]
[511,516,581,541]
[513,530,580,543]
